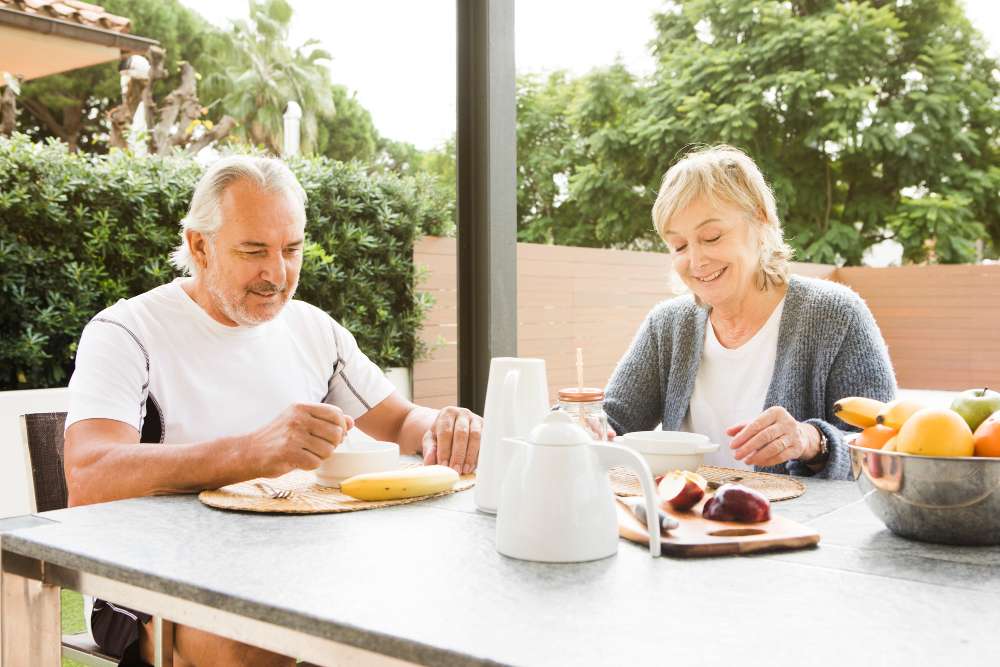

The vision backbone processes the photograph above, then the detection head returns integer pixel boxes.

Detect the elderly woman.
[604,146,896,480]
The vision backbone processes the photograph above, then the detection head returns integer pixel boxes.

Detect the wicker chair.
[20,412,118,667]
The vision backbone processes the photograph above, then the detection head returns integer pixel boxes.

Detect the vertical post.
[1,569,60,666]
[283,101,302,158]
[154,616,174,667]
[456,0,517,414]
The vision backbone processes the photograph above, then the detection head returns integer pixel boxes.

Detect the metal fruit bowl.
[849,442,1000,546]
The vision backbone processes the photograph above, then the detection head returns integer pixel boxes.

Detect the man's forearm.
[66,436,257,506]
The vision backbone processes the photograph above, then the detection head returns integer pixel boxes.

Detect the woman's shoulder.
[646,293,702,327]
[787,274,869,319]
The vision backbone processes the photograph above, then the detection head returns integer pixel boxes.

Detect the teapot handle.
[592,443,661,558]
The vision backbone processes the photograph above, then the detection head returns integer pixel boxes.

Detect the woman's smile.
[692,266,727,283]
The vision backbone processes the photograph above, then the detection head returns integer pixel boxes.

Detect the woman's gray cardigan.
[604,275,897,480]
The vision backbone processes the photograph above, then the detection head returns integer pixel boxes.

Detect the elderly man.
[64,156,482,667]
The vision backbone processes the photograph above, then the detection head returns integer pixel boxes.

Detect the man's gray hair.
[170,156,308,275]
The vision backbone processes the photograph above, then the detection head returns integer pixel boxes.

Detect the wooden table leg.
[1,548,4,667]
[1,568,60,666]
[154,616,174,667]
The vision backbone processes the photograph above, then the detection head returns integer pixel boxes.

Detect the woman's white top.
[682,298,785,469]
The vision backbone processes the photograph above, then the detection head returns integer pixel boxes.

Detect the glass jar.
[556,388,609,441]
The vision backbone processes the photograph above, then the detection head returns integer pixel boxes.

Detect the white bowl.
[314,441,400,488]
[616,431,719,474]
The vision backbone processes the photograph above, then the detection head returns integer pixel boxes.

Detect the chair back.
[20,412,69,512]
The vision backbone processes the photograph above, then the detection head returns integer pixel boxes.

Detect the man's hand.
[421,406,483,474]
[249,403,354,477]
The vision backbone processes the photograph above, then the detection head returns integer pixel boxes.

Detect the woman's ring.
[775,438,787,453]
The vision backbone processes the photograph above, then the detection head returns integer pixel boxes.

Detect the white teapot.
[496,411,661,562]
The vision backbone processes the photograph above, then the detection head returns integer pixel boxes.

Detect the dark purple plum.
[702,483,770,523]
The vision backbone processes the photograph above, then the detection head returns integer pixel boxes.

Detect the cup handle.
[593,443,661,557]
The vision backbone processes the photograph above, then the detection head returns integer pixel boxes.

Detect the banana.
[876,399,925,430]
[340,465,459,501]
[833,397,885,428]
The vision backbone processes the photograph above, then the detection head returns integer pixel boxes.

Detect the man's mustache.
[247,281,286,295]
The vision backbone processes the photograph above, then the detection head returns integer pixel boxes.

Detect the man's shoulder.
[85,282,181,330]
[282,298,337,330]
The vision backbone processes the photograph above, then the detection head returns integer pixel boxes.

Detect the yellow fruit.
[856,424,897,450]
[833,397,886,428]
[895,408,974,457]
[340,465,459,501]
[882,437,897,452]
[876,399,925,430]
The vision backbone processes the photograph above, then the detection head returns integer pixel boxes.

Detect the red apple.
[702,483,770,523]
[657,470,707,511]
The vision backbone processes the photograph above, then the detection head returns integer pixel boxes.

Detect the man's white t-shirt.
[681,299,785,470]
[67,278,395,442]
[68,279,396,638]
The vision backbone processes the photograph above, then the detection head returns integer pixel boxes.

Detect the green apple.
[950,388,1000,432]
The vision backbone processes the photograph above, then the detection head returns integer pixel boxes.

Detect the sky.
[184,0,1000,151]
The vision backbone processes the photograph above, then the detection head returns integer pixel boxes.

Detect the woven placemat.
[199,467,475,514]
[609,465,805,502]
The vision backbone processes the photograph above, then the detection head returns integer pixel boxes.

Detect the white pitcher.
[474,357,551,514]
[496,411,661,562]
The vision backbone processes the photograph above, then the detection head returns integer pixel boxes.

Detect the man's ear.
[187,229,211,271]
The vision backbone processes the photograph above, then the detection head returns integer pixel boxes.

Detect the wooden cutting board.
[617,498,820,557]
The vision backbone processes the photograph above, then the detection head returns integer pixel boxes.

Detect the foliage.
[204,0,335,155]
[17,0,223,152]
[517,63,648,247]
[512,0,1000,263]
[316,85,379,162]
[0,134,450,390]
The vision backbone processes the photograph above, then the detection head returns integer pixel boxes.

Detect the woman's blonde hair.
[652,145,793,291]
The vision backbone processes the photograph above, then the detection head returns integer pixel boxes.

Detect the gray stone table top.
[3,477,999,666]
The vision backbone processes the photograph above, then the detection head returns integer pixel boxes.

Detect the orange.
[895,408,974,457]
[973,413,1000,457]
[856,424,897,450]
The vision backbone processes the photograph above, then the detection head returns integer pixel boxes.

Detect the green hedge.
[0,133,453,390]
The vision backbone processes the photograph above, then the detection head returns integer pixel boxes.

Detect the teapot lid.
[528,411,593,446]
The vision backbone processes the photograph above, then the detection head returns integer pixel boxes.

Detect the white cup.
[314,441,400,488]
[474,357,551,514]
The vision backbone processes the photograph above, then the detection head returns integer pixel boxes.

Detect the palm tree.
[207,0,335,155]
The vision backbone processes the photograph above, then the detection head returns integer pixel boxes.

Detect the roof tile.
[0,0,132,34]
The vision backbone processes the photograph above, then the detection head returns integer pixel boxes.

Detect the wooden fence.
[413,237,1000,407]
[838,265,1000,390]
[413,238,1000,407]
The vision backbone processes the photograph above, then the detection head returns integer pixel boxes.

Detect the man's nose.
[261,251,286,285]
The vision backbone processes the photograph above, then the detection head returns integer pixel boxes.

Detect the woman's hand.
[726,406,820,467]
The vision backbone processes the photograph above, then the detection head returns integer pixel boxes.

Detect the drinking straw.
[576,347,584,391]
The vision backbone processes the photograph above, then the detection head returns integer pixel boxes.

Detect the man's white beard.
[204,263,295,327]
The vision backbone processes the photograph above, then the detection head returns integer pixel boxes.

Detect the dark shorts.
[91,599,153,667]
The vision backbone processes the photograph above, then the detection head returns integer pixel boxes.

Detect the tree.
[17,0,223,152]
[206,0,335,155]
[633,0,1000,263]
[106,53,237,155]
[516,63,652,247]
[513,0,1000,264]
[315,85,378,162]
